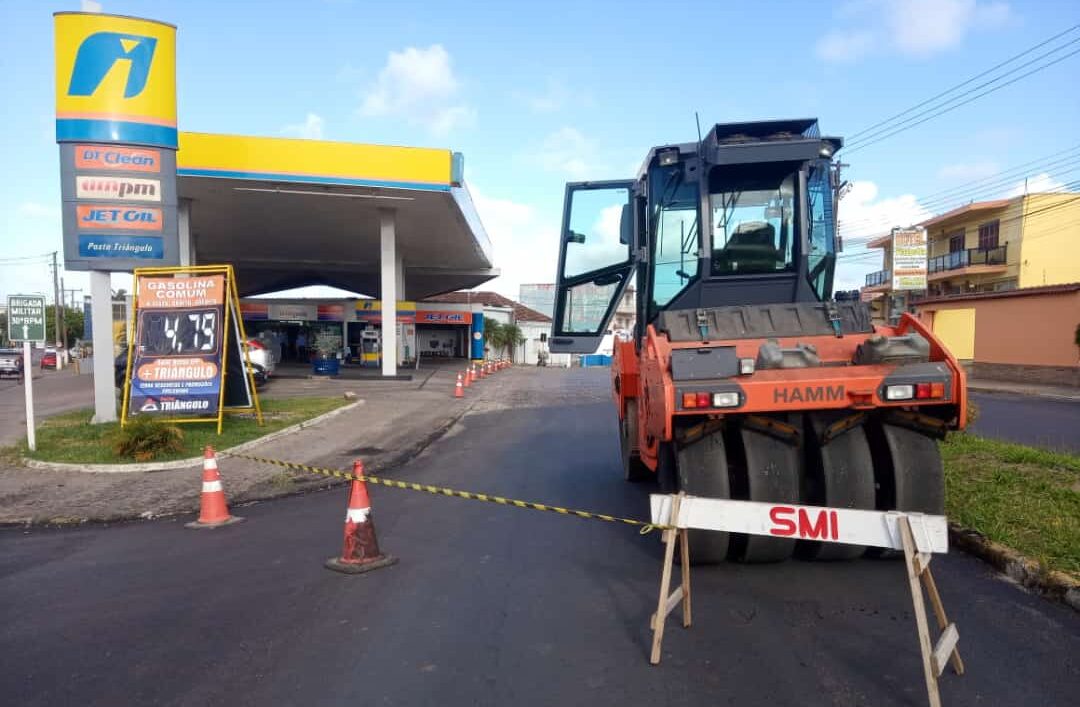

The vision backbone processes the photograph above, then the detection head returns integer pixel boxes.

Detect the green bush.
[110,416,185,462]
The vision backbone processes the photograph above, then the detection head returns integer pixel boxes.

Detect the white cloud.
[470,186,559,299]
[1006,172,1070,197]
[280,113,324,140]
[80,0,102,12]
[818,0,1011,62]
[532,127,607,180]
[840,180,933,240]
[834,180,933,290]
[816,31,875,63]
[358,45,475,135]
[936,160,999,181]
[888,0,1006,56]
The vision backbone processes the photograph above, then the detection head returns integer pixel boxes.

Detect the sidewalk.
[967,378,1080,402]
[0,362,487,525]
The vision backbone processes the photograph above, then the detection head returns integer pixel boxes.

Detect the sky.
[1,0,1078,305]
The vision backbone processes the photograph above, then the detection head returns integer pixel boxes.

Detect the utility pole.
[51,251,64,369]
[60,276,69,354]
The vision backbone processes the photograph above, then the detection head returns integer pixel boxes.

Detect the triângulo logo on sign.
[54,13,177,147]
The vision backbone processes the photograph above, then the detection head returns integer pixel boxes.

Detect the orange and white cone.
[454,372,464,398]
[326,461,398,574]
[185,446,243,529]
[463,367,471,388]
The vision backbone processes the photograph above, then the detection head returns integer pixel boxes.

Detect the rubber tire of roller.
[656,441,678,495]
[738,423,800,563]
[869,422,945,558]
[800,415,876,560]
[621,399,651,482]
[677,432,731,564]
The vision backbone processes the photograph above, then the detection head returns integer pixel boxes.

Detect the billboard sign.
[7,295,47,343]
[128,275,225,417]
[891,227,928,291]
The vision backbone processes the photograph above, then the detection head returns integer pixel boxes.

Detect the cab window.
[709,162,797,275]
[650,164,699,307]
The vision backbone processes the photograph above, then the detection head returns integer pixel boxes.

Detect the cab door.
[550,181,636,354]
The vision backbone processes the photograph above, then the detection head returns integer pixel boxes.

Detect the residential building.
[915,283,1079,387]
[426,290,568,366]
[860,193,1080,323]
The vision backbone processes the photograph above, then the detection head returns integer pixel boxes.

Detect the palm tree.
[500,323,525,362]
[483,318,501,359]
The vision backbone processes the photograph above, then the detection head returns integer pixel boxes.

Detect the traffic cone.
[326,461,398,574]
[463,367,471,388]
[455,372,464,398]
[185,446,243,529]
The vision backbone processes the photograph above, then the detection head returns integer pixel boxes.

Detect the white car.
[245,339,275,379]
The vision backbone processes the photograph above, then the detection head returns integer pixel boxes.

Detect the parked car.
[245,339,275,377]
[40,348,58,370]
[0,348,24,380]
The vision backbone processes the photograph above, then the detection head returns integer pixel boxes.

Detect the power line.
[847,24,1080,141]
[836,152,1080,238]
[837,192,1080,270]
[845,45,1080,154]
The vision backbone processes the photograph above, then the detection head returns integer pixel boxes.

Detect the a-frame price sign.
[120,264,262,433]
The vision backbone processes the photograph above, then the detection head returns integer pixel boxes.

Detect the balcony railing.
[928,245,1007,274]
[864,269,890,287]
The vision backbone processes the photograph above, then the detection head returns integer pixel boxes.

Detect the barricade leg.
[649,493,691,665]
[900,516,963,707]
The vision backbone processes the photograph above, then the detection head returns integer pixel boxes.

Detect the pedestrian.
[297,331,308,361]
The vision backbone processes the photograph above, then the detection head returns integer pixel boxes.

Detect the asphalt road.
[1,369,1078,707]
[969,391,1080,453]
[0,369,93,445]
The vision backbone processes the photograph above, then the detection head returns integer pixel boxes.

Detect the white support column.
[90,271,117,423]
[379,209,398,377]
[178,200,192,266]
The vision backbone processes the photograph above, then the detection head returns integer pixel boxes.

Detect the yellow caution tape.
[227,451,663,533]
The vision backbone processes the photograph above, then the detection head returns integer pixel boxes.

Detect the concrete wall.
[917,287,1080,386]
[1018,194,1080,288]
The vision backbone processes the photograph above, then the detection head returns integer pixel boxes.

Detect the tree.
[44,305,84,345]
[500,323,525,362]
[483,318,501,358]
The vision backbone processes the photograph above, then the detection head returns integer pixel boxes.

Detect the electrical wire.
[846,24,1080,141]
[845,46,1080,154]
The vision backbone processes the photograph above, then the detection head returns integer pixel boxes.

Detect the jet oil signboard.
[6,295,47,343]
[54,13,179,271]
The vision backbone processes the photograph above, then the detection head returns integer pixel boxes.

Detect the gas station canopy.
[176,132,497,298]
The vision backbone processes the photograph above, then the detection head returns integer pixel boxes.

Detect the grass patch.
[943,433,1080,578]
[18,397,349,464]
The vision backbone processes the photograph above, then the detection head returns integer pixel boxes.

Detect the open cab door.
[550,181,636,354]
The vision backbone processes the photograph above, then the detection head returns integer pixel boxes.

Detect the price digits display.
[139,308,221,356]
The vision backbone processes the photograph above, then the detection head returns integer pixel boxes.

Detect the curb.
[21,401,364,474]
[967,384,1080,402]
[1,398,476,529]
[949,523,1080,612]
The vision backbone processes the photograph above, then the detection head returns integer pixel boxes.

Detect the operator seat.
[714,221,782,273]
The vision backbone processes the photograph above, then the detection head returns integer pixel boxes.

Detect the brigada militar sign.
[128,275,226,417]
[54,12,180,271]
